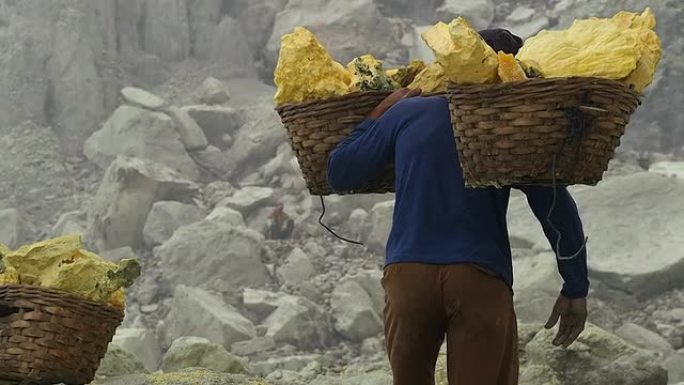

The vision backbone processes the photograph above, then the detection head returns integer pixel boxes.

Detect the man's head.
[479,28,523,55]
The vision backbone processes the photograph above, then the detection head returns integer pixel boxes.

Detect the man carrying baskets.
[327,29,589,385]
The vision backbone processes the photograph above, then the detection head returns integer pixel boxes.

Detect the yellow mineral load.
[409,63,449,93]
[516,8,661,92]
[347,54,397,92]
[410,17,499,91]
[273,27,352,105]
[385,60,426,88]
[2,234,141,309]
[497,52,528,82]
[611,8,661,92]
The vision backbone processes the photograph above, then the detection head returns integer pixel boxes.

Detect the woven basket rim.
[275,90,448,113]
[0,283,125,317]
[275,90,393,112]
[447,76,641,96]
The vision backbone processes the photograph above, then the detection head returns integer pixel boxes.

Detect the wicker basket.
[276,91,395,195]
[447,77,641,187]
[0,285,124,385]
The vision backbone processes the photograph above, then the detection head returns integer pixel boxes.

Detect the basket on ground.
[0,284,124,385]
[276,91,394,195]
[447,77,641,187]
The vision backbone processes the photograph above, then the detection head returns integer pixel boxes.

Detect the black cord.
[545,107,590,261]
[318,195,364,245]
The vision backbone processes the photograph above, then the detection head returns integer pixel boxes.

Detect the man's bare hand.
[545,295,587,348]
[369,88,422,119]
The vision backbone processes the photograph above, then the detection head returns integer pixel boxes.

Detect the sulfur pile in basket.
[273,8,660,105]
[517,8,661,92]
[0,234,141,309]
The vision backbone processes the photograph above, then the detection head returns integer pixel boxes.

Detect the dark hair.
[478,28,523,55]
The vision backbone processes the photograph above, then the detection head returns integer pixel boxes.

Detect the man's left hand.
[545,295,588,348]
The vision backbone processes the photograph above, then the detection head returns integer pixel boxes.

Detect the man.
[266,203,294,240]
[326,29,589,385]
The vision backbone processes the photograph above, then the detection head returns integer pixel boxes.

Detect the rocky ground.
[1,1,684,385]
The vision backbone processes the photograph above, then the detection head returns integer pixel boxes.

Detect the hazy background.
[0,1,683,384]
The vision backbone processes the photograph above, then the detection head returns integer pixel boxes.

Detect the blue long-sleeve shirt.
[327,96,589,298]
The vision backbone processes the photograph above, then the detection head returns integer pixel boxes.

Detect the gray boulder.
[162,336,247,374]
[84,105,200,180]
[197,77,231,105]
[346,269,384,317]
[263,295,332,349]
[45,7,106,156]
[166,106,208,151]
[164,286,256,350]
[616,323,674,357]
[277,248,315,285]
[250,355,321,377]
[207,17,257,78]
[120,87,166,111]
[512,251,564,323]
[231,337,277,357]
[142,0,190,61]
[155,220,270,289]
[519,323,668,385]
[111,328,162,372]
[362,200,395,255]
[508,173,684,299]
[190,146,232,180]
[224,106,286,181]
[52,210,87,237]
[436,0,495,30]
[650,161,684,179]
[0,208,25,249]
[86,156,199,251]
[101,247,137,263]
[95,344,149,381]
[186,0,223,59]
[143,201,204,247]
[115,0,144,55]
[265,0,403,69]
[183,105,244,150]
[243,288,295,320]
[331,280,383,342]
[237,0,289,54]
[347,209,369,239]
[216,187,276,218]
[205,207,246,227]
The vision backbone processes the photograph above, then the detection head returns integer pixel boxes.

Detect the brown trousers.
[382,263,518,385]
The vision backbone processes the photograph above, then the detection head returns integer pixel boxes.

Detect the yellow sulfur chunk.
[408,63,449,93]
[612,9,661,92]
[386,60,426,88]
[0,266,20,285]
[516,9,660,90]
[347,54,398,92]
[273,27,352,105]
[107,288,126,309]
[4,234,140,308]
[421,17,499,85]
[497,52,528,82]
[6,234,82,285]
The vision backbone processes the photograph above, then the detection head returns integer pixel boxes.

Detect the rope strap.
[318,195,364,245]
[546,107,592,261]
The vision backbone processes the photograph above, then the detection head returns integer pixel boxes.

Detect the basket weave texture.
[276,91,394,195]
[447,77,641,187]
[0,284,124,385]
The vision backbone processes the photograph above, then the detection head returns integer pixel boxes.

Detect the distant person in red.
[267,203,294,239]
